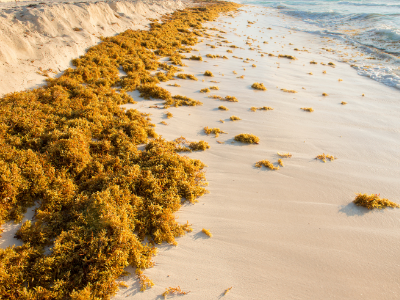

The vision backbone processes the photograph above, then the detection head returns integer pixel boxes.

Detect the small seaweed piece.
[258,106,273,111]
[234,134,260,144]
[224,287,233,295]
[190,55,203,61]
[328,62,335,66]
[160,121,168,125]
[166,112,173,119]
[224,96,238,102]
[218,106,228,110]
[208,95,224,100]
[177,73,198,81]
[250,107,257,112]
[204,70,214,77]
[202,228,212,237]
[162,286,189,299]
[252,64,256,67]
[204,127,227,137]
[301,107,314,112]
[278,54,297,60]
[255,160,279,170]
[277,152,292,158]
[200,88,211,93]
[167,83,181,87]
[230,115,241,121]
[353,193,400,210]
[322,93,328,96]
[281,89,297,93]
[341,101,347,105]
[310,60,317,64]
[209,86,219,90]
[137,270,155,292]
[315,153,335,162]
[251,83,266,90]
[278,159,284,167]
[189,141,210,151]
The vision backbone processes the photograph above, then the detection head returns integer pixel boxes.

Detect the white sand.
[115,5,400,300]
[0,0,188,96]
[1,2,400,299]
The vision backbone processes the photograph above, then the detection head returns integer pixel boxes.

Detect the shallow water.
[237,0,400,89]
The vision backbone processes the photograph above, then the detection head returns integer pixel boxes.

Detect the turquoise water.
[236,0,400,88]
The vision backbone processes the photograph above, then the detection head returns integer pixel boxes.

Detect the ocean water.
[237,0,400,89]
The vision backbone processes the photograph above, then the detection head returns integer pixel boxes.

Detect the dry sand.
[1,2,400,300]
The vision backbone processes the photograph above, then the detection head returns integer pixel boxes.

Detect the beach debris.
[310,60,317,64]
[251,82,267,90]
[209,95,224,100]
[341,101,347,105]
[202,228,213,237]
[160,121,168,125]
[315,153,335,162]
[167,83,181,87]
[338,78,343,82]
[166,112,173,119]
[218,106,228,110]
[301,107,314,112]
[200,88,210,93]
[255,160,279,170]
[234,134,260,144]
[230,115,241,121]
[189,55,203,61]
[322,93,329,96]
[204,70,214,77]
[353,194,400,210]
[210,86,219,90]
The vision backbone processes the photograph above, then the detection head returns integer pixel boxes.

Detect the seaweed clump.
[353,194,400,210]
[251,83,267,90]
[0,1,241,298]
[200,88,210,93]
[234,134,260,144]
[230,115,241,121]
[204,70,214,76]
[218,105,228,110]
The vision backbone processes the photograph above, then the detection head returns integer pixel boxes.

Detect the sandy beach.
[1,1,400,299]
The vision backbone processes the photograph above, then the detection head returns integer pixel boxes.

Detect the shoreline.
[1,1,400,299]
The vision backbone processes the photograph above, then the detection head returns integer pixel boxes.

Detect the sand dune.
[0,0,188,96]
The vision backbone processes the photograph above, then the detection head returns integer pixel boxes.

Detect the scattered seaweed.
[251,83,267,90]
[234,134,260,144]
[353,194,400,210]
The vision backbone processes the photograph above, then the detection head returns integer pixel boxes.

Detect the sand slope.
[0,0,188,96]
